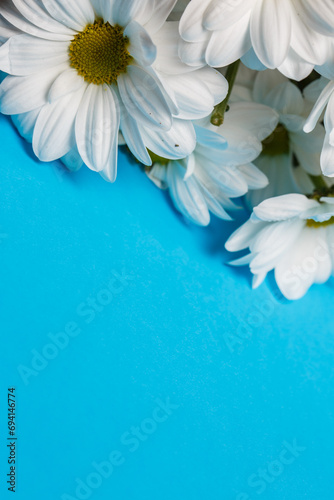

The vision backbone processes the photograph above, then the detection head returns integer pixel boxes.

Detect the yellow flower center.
[148,150,170,166]
[306,216,334,228]
[69,21,132,85]
[261,124,290,156]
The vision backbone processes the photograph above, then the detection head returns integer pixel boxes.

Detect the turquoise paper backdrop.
[0,113,333,499]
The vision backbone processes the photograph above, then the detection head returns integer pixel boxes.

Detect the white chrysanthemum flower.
[226,193,334,300]
[146,101,278,225]
[179,0,334,80]
[0,0,227,180]
[240,70,325,207]
[304,55,334,177]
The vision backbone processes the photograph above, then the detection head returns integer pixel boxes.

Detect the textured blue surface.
[0,112,334,500]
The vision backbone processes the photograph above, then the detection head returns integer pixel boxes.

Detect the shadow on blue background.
[0,113,333,500]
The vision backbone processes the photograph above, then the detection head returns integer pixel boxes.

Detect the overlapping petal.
[179,0,332,78]
[75,84,119,172]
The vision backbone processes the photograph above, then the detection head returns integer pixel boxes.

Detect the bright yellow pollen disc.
[69,21,132,85]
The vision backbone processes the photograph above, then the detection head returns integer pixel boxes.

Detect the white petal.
[167,161,210,226]
[247,154,301,208]
[290,4,329,66]
[12,107,41,142]
[179,0,212,42]
[147,73,179,116]
[316,55,334,81]
[215,125,263,165]
[194,125,227,150]
[0,11,20,43]
[290,125,324,175]
[327,226,334,269]
[225,101,279,141]
[229,254,253,267]
[250,219,303,274]
[263,82,304,116]
[252,272,267,289]
[61,146,83,171]
[1,1,73,40]
[99,134,119,183]
[48,67,84,102]
[324,92,334,146]
[118,65,173,130]
[230,81,254,103]
[200,184,232,221]
[319,197,334,205]
[120,108,151,166]
[4,34,69,75]
[277,47,314,81]
[0,63,67,114]
[154,21,203,74]
[162,66,227,120]
[293,165,315,194]
[183,153,196,179]
[297,0,334,37]
[33,84,86,161]
[124,21,156,67]
[225,219,268,252]
[41,0,94,31]
[250,0,291,69]
[111,0,154,27]
[304,81,334,133]
[75,84,120,172]
[203,0,255,31]
[302,203,334,223]
[320,133,334,177]
[143,0,178,35]
[12,0,75,35]
[178,36,208,68]
[140,118,196,159]
[275,227,331,300]
[279,114,304,133]
[195,158,249,198]
[304,77,329,105]
[0,41,10,73]
[252,194,319,222]
[90,0,112,22]
[206,14,251,67]
[237,163,268,190]
[162,72,214,120]
[313,238,332,283]
[147,161,168,189]
[252,69,287,103]
[199,67,228,104]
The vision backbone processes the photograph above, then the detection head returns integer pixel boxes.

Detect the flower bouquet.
[1,0,334,300]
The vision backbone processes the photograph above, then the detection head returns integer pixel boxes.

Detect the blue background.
[0,112,333,500]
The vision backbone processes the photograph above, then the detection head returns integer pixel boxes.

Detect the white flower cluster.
[0,0,334,300]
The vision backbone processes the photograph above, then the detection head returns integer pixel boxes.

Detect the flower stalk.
[211,60,240,127]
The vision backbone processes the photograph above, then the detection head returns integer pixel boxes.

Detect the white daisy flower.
[179,0,334,80]
[147,101,278,226]
[0,0,227,180]
[242,70,325,207]
[226,192,334,300]
[304,54,334,177]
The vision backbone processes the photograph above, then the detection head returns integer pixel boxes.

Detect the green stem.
[211,60,240,127]
[309,175,328,191]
